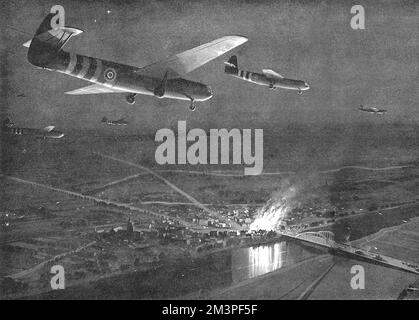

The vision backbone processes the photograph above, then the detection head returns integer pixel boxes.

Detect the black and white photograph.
[1,0,418,304]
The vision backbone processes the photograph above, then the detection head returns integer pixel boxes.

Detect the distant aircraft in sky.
[24,13,248,111]
[2,118,64,139]
[224,56,310,94]
[358,105,387,115]
[101,116,128,126]
[16,93,27,98]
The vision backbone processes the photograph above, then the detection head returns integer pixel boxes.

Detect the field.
[1,123,418,298]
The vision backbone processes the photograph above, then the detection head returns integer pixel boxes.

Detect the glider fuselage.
[2,126,64,139]
[31,50,213,102]
[227,68,308,91]
[224,56,309,93]
[358,106,387,115]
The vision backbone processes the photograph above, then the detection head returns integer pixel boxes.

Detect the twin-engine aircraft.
[358,105,387,115]
[224,56,310,94]
[2,118,64,139]
[24,13,248,111]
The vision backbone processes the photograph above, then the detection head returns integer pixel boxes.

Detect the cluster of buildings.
[93,211,286,262]
[138,203,260,231]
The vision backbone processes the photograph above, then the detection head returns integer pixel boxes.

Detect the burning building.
[250,185,297,231]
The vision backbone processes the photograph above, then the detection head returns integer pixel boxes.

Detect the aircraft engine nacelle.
[153,70,168,98]
[153,86,165,98]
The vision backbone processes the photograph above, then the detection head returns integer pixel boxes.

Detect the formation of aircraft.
[224,56,310,94]
[2,118,64,139]
[101,116,128,126]
[15,8,388,135]
[24,13,248,111]
[358,105,387,115]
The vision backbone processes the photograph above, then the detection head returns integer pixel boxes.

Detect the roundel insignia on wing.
[104,68,116,81]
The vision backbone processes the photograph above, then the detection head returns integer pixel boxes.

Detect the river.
[33,240,325,299]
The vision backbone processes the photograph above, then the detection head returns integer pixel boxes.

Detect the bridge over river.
[280,230,419,275]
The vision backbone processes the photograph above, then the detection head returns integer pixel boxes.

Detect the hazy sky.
[2,0,418,133]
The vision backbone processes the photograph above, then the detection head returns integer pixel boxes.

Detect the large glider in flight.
[224,56,310,94]
[24,13,247,111]
[2,118,64,139]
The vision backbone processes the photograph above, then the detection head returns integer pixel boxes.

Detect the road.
[297,262,336,300]
[0,173,193,228]
[95,153,243,229]
[8,241,97,280]
[84,164,412,196]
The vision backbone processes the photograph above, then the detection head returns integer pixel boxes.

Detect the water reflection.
[232,241,290,282]
[36,240,319,299]
[249,242,287,278]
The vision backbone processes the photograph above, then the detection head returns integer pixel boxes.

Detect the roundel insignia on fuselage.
[104,68,117,81]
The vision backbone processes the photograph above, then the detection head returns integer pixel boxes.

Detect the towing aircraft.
[358,105,387,115]
[224,56,310,94]
[24,13,248,111]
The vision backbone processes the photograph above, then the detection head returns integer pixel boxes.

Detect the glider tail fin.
[224,55,238,75]
[27,13,83,67]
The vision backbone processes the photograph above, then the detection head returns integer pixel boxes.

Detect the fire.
[249,186,297,231]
